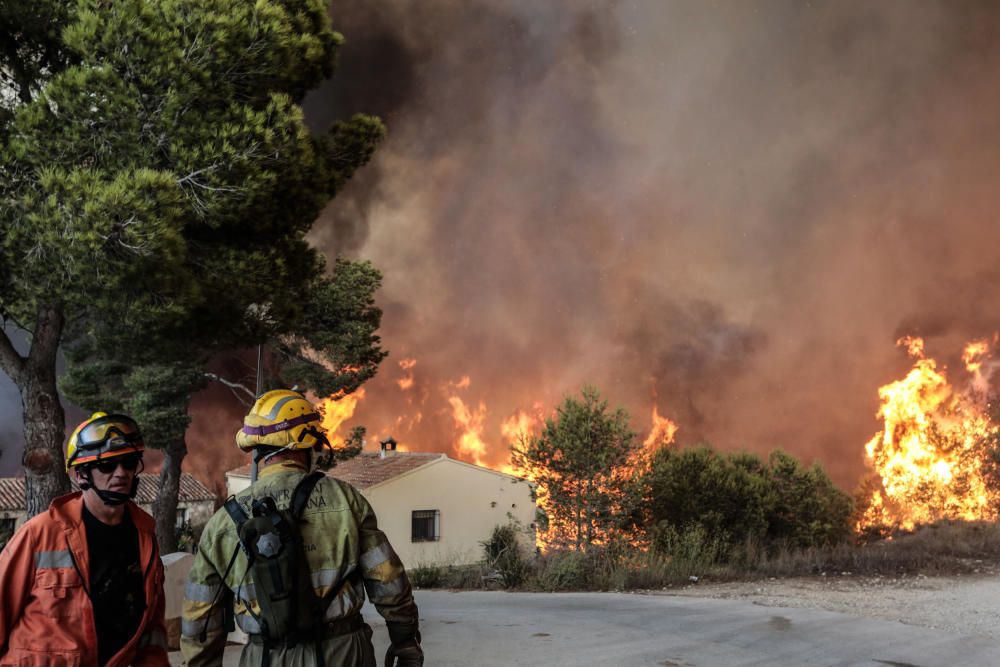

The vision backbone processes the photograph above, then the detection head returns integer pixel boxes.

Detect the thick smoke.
[302,0,1000,487]
[4,1,1000,491]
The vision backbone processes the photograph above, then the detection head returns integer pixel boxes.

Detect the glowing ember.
[858,337,1000,533]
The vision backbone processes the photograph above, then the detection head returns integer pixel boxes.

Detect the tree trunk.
[575,478,583,552]
[9,303,70,517]
[585,477,593,552]
[152,437,187,553]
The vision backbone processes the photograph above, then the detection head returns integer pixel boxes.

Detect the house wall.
[179,500,215,527]
[226,459,537,567]
[134,499,214,528]
[366,458,536,567]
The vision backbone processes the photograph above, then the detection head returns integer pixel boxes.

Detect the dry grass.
[408,520,1000,593]
[742,520,1000,579]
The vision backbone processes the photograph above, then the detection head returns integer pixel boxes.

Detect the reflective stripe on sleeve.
[360,542,394,570]
[367,576,406,601]
[35,550,74,569]
[184,581,221,603]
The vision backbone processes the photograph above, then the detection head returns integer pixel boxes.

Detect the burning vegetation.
[857,336,1000,537]
[310,333,1000,559]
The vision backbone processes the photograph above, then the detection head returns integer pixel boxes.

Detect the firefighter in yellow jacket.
[180,389,423,667]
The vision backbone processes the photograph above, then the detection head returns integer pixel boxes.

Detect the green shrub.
[765,451,853,548]
[642,446,853,554]
[482,524,529,589]
[644,447,771,549]
[443,564,489,589]
[653,523,727,568]
[176,520,196,553]
[409,564,445,588]
[532,549,599,591]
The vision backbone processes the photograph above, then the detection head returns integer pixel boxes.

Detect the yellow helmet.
[236,389,328,452]
[66,412,145,471]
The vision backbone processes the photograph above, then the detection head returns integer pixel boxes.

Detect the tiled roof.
[229,452,444,489]
[133,473,216,505]
[0,478,24,513]
[328,452,443,488]
[0,473,216,512]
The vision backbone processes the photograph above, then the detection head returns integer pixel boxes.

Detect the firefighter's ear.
[73,467,92,490]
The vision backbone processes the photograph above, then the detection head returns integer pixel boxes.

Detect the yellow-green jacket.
[180,460,418,666]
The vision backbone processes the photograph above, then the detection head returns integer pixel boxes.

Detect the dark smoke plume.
[6,1,1000,492]
[301,0,1000,488]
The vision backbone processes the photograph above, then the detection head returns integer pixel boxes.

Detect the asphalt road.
[171,589,1000,666]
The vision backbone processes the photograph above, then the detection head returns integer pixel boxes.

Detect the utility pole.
[251,344,263,483]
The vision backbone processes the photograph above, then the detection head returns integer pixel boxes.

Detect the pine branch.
[203,372,255,405]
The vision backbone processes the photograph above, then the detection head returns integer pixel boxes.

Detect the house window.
[175,507,187,529]
[411,510,440,542]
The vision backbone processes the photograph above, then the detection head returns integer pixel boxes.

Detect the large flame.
[446,394,488,466]
[316,388,366,448]
[858,337,1000,533]
[643,405,678,451]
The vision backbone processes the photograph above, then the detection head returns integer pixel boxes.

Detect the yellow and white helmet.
[65,412,145,471]
[236,389,328,451]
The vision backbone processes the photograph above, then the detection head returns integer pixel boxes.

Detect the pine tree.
[512,387,637,551]
[0,0,384,516]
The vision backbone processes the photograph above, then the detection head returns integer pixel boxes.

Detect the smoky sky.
[301,0,1000,487]
[4,1,1000,490]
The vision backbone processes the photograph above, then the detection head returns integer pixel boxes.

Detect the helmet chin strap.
[78,468,141,506]
[306,427,334,469]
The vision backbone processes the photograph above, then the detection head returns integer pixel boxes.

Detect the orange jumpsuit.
[0,492,168,666]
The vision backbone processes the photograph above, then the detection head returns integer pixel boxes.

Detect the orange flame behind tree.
[502,400,679,550]
[858,337,1000,534]
[316,388,366,448]
[446,394,489,466]
[643,405,679,452]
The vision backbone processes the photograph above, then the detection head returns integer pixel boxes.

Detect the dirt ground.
[665,571,1000,639]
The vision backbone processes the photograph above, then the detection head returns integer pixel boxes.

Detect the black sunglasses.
[91,455,142,475]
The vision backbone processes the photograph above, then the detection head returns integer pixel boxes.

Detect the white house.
[226,441,536,567]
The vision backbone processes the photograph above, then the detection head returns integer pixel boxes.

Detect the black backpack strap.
[224,495,253,555]
[224,495,250,527]
[290,471,325,519]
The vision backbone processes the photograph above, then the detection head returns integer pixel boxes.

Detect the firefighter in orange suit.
[0,412,169,667]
